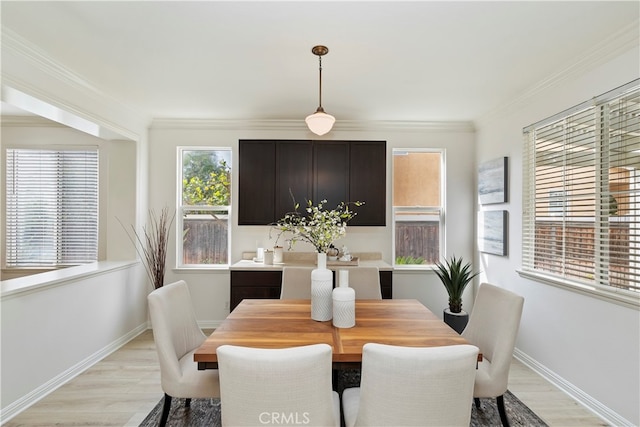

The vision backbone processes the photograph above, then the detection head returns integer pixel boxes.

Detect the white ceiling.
[1,1,638,124]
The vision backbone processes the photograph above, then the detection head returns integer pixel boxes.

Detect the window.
[548,190,566,216]
[392,149,444,266]
[178,148,231,267]
[5,148,98,267]
[523,80,640,294]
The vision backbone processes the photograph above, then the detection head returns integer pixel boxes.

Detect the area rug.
[140,390,548,426]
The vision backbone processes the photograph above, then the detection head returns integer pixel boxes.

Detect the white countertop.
[230,252,393,271]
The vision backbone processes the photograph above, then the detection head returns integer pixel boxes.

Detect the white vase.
[333,270,355,328]
[311,252,333,321]
[273,246,284,263]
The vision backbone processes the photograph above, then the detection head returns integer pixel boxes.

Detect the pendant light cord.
[317,55,324,112]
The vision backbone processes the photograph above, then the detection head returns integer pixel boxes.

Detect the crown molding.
[1,28,147,140]
[478,19,640,126]
[1,115,66,127]
[150,118,475,133]
[2,75,140,141]
[2,28,104,96]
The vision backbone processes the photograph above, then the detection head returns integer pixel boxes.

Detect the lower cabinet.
[230,270,393,311]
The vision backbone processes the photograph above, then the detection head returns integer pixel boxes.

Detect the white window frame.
[177,146,232,269]
[392,148,446,269]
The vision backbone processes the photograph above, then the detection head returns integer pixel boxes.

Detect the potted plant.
[433,255,479,334]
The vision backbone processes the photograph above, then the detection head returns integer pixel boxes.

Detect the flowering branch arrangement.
[271,199,364,253]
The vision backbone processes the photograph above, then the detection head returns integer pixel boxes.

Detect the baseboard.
[513,348,633,427]
[0,323,148,424]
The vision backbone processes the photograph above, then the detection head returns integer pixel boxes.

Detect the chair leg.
[160,393,172,427]
[185,398,191,408]
[496,395,510,427]
[474,397,481,409]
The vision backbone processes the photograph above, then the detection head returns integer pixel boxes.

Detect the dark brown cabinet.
[238,141,276,225]
[313,142,349,210]
[276,141,313,219]
[230,269,393,311]
[239,139,386,226]
[349,141,387,226]
[230,271,283,311]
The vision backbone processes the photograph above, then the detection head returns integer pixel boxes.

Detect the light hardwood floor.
[4,329,608,427]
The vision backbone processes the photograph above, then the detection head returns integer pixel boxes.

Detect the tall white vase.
[311,252,333,321]
[333,270,355,328]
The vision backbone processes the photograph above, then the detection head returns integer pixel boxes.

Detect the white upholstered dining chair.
[345,267,382,299]
[341,343,479,427]
[280,266,313,298]
[217,343,340,427]
[148,280,220,427]
[462,282,525,427]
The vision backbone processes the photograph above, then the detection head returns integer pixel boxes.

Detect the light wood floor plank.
[4,329,609,426]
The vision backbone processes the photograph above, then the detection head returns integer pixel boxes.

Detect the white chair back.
[280,266,313,298]
[345,267,382,299]
[217,343,340,427]
[342,343,479,427]
[148,280,219,398]
[462,282,524,398]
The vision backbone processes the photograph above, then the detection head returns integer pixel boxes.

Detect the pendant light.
[305,45,335,136]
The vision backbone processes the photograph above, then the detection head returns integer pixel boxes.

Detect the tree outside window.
[178,148,231,266]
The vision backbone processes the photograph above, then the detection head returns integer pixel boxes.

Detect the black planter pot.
[443,308,469,334]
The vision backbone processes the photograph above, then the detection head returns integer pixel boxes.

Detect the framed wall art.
[478,210,508,256]
[478,157,508,204]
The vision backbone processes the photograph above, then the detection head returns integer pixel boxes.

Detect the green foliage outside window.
[395,255,426,265]
[182,151,230,206]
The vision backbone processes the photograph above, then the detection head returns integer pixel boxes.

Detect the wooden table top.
[194,299,476,369]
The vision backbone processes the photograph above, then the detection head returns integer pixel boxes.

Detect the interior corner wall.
[474,47,640,425]
[106,140,137,261]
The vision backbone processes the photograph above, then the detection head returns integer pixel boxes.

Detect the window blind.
[5,148,98,267]
[522,81,640,293]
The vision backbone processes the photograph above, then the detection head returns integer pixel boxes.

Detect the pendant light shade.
[306,45,335,136]
[305,110,335,136]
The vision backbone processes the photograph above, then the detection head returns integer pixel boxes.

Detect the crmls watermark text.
[259,412,311,425]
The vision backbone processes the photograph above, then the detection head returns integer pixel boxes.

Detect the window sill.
[516,269,640,310]
[393,265,434,272]
[173,266,230,273]
[1,261,138,300]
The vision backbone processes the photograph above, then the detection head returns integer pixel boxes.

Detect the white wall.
[149,122,477,323]
[1,33,151,421]
[0,262,147,420]
[475,47,640,425]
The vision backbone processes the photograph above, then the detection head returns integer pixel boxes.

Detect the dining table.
[194,298,480,371]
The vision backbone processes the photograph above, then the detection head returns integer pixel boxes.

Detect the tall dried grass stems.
[119,207,175,289]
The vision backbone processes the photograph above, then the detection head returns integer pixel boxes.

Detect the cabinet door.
[313,141,349,209]
[230,271,283,310]
[238,140,276,225]
[349,141,386,226]
[276,141,313,220]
